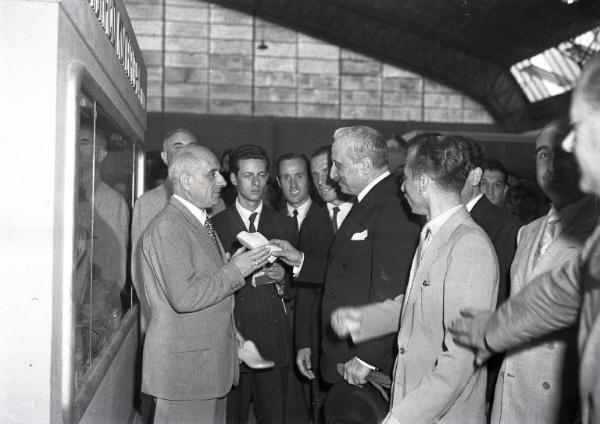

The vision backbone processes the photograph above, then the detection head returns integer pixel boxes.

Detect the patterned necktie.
[535,211,561,266]
[403,226,431,316]
[292,209,299,230]
[204,215,221,253]
[331,206,340,234]
[249,212,257,233]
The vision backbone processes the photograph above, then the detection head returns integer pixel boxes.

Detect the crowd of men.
[129,53,600,424]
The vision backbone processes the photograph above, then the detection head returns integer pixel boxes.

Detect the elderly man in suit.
[131,128,198,333]
[449,53,600,424]
[212,145,299,424]
[140,145,271,423]
[486,118,597,423]
[273,126,420,423]
[332,134,499,423]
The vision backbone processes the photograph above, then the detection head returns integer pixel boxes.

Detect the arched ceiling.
[208,0,600,131]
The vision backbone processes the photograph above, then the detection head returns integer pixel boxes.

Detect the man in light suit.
[140,145,271,423]
[449,53,600,424]
[488,118,596,423]
[273,126,420,423]
[131,128,198,333]
[332,134,499,423]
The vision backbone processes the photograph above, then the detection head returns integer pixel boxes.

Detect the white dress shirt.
[287,198,312,230]
[465,193,483,212]
[327,201,353,229]
[235,198,263,231]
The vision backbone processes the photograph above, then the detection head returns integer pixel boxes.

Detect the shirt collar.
[173,194,208,225]
[327,201,352,215]
[357,170,390,203]
[287,197,312,218]
[465,193,484,212]
[425,204,464,237]
[235,198,263,230]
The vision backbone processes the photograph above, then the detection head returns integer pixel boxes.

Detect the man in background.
[294,145,353,422]
[481,158,510,208]
[277,153,312,231]
[449,53,600,424]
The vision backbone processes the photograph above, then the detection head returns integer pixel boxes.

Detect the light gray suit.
[140,197,244,404]
[355,207,498,423]
[491,196,597,424]
[486,198,600,424]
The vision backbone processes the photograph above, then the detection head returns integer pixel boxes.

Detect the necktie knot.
[249,212,257,233]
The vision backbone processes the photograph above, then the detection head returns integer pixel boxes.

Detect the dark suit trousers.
[226,367,288,424]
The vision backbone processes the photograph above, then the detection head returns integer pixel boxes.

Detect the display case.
[0,1,146,422]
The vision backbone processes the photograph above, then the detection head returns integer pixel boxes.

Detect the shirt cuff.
[292,252,305,277]
[356,357,377,370]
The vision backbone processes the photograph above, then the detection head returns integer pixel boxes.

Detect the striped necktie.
[204,215,221,253]
[402,226,431,316]
[249,212,257,233]
[534,211,561,266]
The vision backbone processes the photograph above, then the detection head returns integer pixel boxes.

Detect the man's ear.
[469,167,483,186]
[96,147,107,163]
[230,172,238,187]
[179,173,191,190]
[276,176,282,188]
[160,151,168,166]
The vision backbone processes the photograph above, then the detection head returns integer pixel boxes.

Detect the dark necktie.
[331,206,340,234]
[292,209,299,230]
[249,212,257,233]
[204,215,221,253]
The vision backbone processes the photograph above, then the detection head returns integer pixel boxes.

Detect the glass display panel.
[73,94,134,390]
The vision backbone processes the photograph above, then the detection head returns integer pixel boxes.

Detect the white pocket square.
[351,230,368,241]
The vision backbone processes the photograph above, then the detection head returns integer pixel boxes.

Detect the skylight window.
[511,27,600,102]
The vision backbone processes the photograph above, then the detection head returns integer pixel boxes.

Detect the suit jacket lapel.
[171,198,225,265]
[402,208,470,322]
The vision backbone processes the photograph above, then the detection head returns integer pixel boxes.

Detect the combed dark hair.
[230,144,270,175]
[482,158,508,182]
[407,133,471,193]
[311,145,331,160]
[333,126,388,169]
[454,135,484,171]
[276,152,309,177]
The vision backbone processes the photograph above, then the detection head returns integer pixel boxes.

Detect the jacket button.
[399,347,405,354]
[543,381,551,390]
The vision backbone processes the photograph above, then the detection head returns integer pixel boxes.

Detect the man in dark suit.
[294,145,353,422]
[140,145,271,423]
[273,126,420,423]
[277,152,313,231]
[212,145,298,424]
[458,136,521,305]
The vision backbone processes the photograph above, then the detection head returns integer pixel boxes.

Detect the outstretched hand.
[269,239,303,267]
[449,307,495,367]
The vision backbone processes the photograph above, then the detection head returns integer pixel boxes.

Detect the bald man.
[131,128,199,331]
[140,145,271,423]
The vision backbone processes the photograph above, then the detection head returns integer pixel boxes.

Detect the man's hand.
[331,307,363,338]
[231,246,271,277]
[296,348,315,380]
[264,262,285,283]
[449,307,495,367]
[343,357,371,386]
[269,239,303,267]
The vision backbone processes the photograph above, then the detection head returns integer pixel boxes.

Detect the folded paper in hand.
[236,231,282,263]
[351,230,368,241]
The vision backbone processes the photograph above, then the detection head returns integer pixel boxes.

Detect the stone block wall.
[125,0,494,124]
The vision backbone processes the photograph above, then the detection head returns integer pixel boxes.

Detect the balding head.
[161,128,198,166]
[169,145,226,209]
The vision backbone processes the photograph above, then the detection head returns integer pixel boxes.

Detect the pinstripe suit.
[214,204,297,423]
